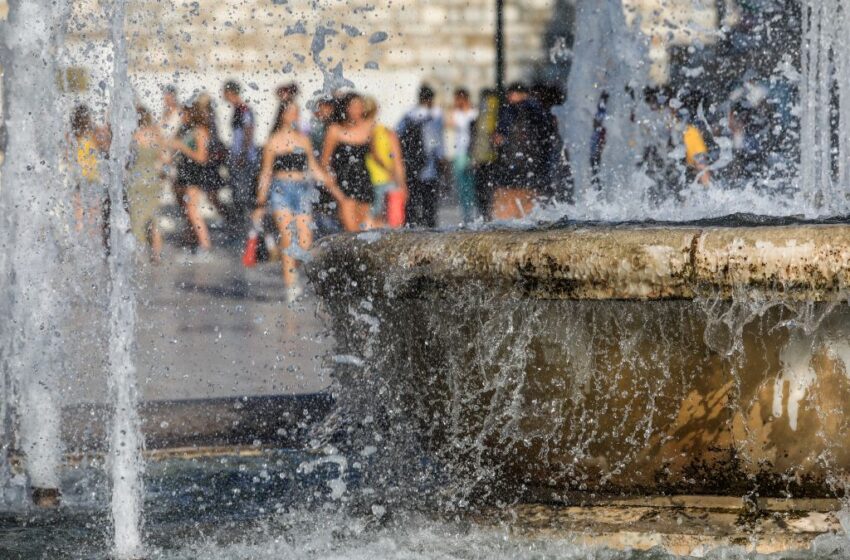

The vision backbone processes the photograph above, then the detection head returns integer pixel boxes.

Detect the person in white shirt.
[450,88,478,223]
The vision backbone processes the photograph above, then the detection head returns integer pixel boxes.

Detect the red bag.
[242,232,259,268]
[386,190,406,228]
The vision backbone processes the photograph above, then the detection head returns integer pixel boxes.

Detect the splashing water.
[560,0,651,209]
[544,0,850,223]
[7,0,850,557]
[798,0,850,213]
[104,1,145,557]
[1,0,73,499]
[1,0,145,555]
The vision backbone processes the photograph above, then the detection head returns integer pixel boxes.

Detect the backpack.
[399,118,427,183]
[506,102,548,160]
[501,101,550,188]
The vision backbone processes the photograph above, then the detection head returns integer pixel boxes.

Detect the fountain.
[5,0,850,557]
[0,0,144,555]
[103,1,145,556]
[306,0,850,555]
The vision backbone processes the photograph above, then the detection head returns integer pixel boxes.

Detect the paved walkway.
[58,199,463,406]
[62,238,333,405]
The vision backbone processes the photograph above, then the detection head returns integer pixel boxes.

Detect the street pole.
[496,0,505,96]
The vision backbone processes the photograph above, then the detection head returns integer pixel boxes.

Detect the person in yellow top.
[72,105,101,182]
[642,87,713,190]
[70,105,109,234]
[683,123,711,186]
[363,97,408,227]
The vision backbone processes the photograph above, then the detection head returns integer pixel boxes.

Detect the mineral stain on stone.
[368,31,388,44]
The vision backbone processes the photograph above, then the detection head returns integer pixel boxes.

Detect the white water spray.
[799,0,850,213]
[104,1,145,557]
[559,0,652,208]
[543,0,850,223]
[1,0,72,498]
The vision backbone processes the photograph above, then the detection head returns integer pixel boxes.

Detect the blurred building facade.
[0,0,744,133]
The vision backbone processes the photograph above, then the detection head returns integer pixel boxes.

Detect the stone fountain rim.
[310,223,850,301]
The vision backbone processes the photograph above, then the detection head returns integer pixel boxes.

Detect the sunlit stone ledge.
[312,225,850,301]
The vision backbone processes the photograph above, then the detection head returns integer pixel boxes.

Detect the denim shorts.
[269,179,313,215]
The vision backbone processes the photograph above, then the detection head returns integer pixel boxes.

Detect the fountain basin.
[310,225,850,499]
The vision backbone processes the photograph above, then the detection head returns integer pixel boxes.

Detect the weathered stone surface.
[313,225,850,301]
[695,226,850,299]
[480,499,845,557]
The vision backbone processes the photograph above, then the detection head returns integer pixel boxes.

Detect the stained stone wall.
[46,0,558,134]
[0,1,724,137]
[73,1,551,102]
[118,0,555,94]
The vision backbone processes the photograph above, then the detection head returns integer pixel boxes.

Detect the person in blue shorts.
[254,98,342,301]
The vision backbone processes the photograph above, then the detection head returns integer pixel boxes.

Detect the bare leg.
[294,214,313,252]
[207,189,231,222]
[73,190,84,233]
[185,186,211,250]
[149,222,163,263]
[273,209,296,287]
[337,200,359,232]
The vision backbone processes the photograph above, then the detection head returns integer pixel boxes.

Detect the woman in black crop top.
[169,99,214,254]
[254,100,340,298]
[321,94,377,232]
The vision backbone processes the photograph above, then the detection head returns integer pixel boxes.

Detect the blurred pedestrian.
[531,82,571,202]
[397,84,445,228]
[449,87,478,223]
[680,93,712,187]
[160,85,182,138]
[223,80,259,216]
[308,97,341,237]
[254,99,339,301]
[309,97,336,155]
[158,86,182,190]
[169,100,214,256]
[363,96,407,228]
[69,104,106,235]
[724,99,765,182]
[470,88,500,220]
[128,106,165,263]
[491,81,551,220]
[321,93,377,232]
[589,91,609,190]
[641,87,712,194]
[277,82,299,104]
[195,93,232,221]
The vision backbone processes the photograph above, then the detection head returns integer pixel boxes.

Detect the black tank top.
[274,150,307,173]
[331,143,373,203]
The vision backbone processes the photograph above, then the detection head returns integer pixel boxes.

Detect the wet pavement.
[63,236,333,406]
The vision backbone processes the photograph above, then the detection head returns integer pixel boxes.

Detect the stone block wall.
[110,0,560,100]
[0,1,723,134]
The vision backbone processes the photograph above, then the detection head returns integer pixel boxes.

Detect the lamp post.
[496,0,505,96]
